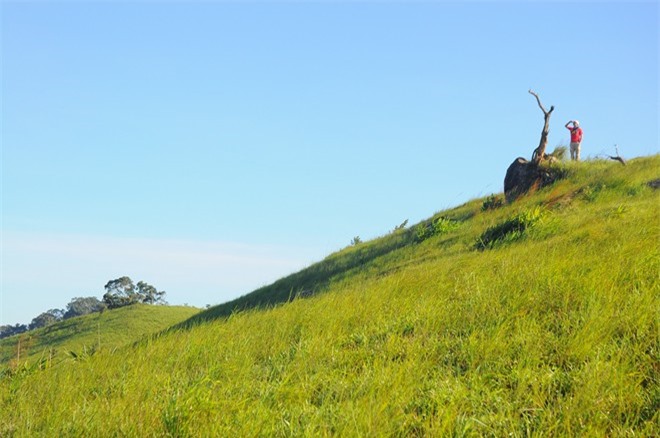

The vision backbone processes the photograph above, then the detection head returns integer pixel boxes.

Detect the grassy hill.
[1,156,658,436]
[0,304,200,367]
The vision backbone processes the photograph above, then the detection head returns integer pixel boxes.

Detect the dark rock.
[295,289,313,299]
[647,178,660,190]
[504,157,560,202]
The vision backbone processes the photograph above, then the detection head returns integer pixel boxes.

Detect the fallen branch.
[607,144,626,165]
[608,155,626,165]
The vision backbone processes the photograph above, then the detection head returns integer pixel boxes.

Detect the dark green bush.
[481,195,504,211]
[475,207,543,250]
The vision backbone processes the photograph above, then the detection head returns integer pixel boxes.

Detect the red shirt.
[568,126,583,143]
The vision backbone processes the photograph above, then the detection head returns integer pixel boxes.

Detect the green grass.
[0,305,200,367]
[1,156,658,436]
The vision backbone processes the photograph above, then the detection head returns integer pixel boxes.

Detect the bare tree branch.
[529,90,555,163]
[529,89,546,114]
[528,89,554,116]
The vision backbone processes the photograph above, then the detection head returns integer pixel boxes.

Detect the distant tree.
[103,276,166,308]
[51,308,65,320]
[29,309,64,330]
[64,296,107,319]
[351,236,362,246]
[0,323,28,339]
[135,281,167,305]
[103,276,138,309]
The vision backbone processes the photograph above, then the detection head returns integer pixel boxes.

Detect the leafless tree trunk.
[529,90,554,164]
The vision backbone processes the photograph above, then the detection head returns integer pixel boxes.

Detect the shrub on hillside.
[549,145,568,161]
[481,195,504,211]
[475,207,543,250]
[416,217,460,243]
[392,219,409,233]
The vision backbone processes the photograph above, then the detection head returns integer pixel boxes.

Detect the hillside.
[184,155,659,326]
[1,156,658,436]
[0,305,200,366]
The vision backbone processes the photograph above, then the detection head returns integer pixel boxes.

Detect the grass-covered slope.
[0,304,199,366]
[185,156,658,325]
[1,156,658,436]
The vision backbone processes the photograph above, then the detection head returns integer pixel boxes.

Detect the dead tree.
[529,89,554,164]
[504,90,559,202]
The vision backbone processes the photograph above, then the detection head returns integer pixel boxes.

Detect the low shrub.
[392,219,409,233]
[549,145,568,161]
[416,217,460,243]
[475,207,543,250]
[481,195,504,211]
[579,183,608,202]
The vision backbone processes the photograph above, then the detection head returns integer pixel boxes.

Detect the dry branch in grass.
[607,145,626,165]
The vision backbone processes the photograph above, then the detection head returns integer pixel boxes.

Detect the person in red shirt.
[566,120,583,161]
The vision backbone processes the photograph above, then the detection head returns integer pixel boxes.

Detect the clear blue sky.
[2,1,658,325]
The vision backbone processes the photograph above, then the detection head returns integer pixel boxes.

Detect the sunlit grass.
[0,305,199,367]
[1,155,658,436]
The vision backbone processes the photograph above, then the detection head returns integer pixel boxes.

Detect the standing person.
[565,120,583,161]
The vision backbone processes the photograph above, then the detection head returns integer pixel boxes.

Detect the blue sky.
[2,1,658,325]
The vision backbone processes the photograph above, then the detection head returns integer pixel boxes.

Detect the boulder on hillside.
[504,157,560,203]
